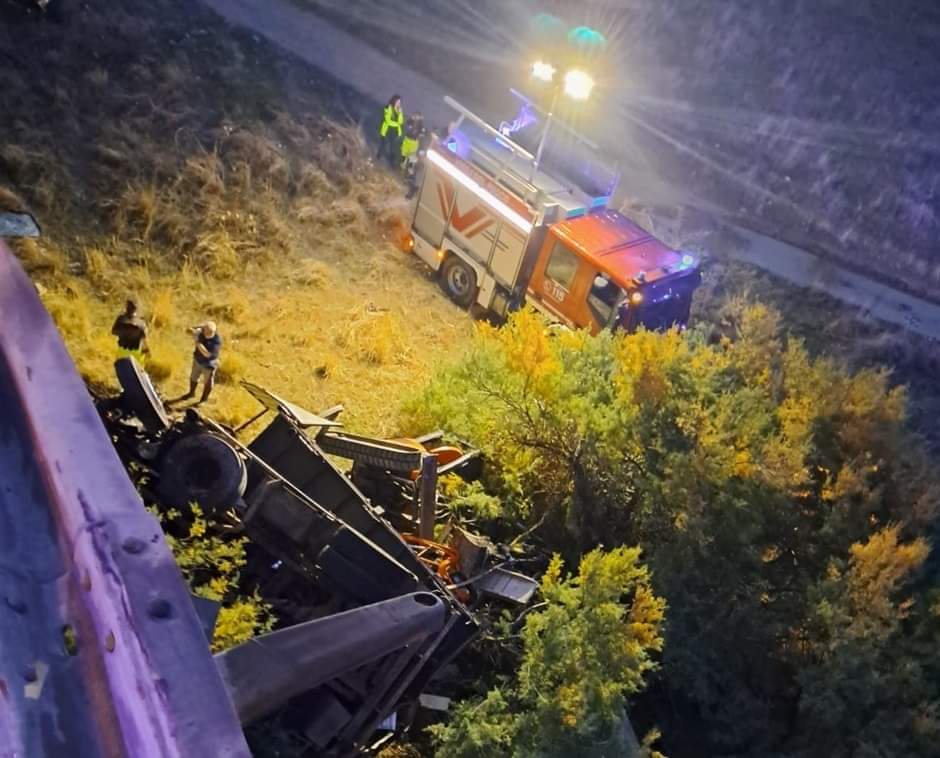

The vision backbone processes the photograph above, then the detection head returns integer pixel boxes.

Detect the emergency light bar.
[428,149,534,234]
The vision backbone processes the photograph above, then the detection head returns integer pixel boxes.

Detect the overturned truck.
[96,360,535,755]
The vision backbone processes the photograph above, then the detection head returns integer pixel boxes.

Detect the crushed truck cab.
[410,97,701,333]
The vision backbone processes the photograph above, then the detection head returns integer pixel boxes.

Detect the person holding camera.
[182,321,222,404]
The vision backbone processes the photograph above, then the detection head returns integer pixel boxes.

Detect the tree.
[158,505,274,651]
[790,526,940,757]
[429,547,666,758]
[405,308,940,755]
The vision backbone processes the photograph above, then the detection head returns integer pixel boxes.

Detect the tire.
[158,433,247,514]
[439,256,477,308]
[114,357,170,432]
[316,433,423,473]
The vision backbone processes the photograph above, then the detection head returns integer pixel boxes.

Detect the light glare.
[564,69,595,100]
[532,60,556,82]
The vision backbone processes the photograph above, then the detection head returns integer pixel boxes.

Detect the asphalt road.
[201,0,940,341]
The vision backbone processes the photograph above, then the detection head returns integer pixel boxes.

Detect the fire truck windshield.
[588,273,623,328]
[615,272,701,333]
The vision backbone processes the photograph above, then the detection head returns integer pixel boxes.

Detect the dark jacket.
[112,313,148,351]
[194,333,222,368]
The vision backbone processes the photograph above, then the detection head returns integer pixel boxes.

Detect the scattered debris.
[94,358,537,756]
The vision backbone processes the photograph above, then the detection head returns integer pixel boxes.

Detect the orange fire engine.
[407,97,701,334]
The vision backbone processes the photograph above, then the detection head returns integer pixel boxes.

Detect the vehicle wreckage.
[95,360,538,755]
[0,232,537,757]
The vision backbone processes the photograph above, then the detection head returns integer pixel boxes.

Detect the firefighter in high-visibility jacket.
[400,112,426,199]
[378,94,404,168]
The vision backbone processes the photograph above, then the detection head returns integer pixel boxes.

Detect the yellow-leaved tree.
[405,307,940,756]
[429,547,666,758]
[158,505,274,652]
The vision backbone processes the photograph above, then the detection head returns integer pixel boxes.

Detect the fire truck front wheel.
[440,256,478,308]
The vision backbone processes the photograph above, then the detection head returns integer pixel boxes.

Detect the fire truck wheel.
[158,433,247,514]
[440,256,477,308]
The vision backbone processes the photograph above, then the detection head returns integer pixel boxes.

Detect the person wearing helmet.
[400,112,428,199]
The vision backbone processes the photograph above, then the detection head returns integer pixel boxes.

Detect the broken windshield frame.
[614,272,700,333]
[588,273,625,329]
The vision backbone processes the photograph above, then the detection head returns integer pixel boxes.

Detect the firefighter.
[111,299,149,358]
[400,112,427,199]
[378,94,404,169]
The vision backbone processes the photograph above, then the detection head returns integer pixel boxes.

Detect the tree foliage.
[792,526,940,757]
[429,548,665,758]
[158,505,274,651]
[405,308,940,756]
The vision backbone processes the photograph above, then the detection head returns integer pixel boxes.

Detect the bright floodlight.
[532,60,556,82]
[564,69,594,100]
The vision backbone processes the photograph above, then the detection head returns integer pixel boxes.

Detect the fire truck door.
[527,238,589,329]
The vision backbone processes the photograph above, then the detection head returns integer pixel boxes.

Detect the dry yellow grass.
[0,1,474,436]
[82,247,113,291]
[9,237,67,279]
[29,228,471,435]
[0,184,24,212]
[203,286,251,324]
[292,259,333,288]
[151,287,176,328]
[216,350,246,385]
[144,340,179,383]
[333,306,412,366]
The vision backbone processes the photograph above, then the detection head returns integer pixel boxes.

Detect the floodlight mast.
[527,60,595,182]
[531,84,559,182]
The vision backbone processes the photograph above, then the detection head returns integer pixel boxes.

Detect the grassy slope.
[3,0,938,451]
[0,0,471,434]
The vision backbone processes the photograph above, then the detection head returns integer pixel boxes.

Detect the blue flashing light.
[445,139,458,154]
[498,103,537,140]
[568,26,607,51]
[590,195,610,209]
[681,253,695,268]
[566,207,587,219]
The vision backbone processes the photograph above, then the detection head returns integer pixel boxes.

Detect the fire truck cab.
[409,97,701,334]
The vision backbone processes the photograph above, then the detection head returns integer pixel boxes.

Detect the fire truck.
[407,97,701,334]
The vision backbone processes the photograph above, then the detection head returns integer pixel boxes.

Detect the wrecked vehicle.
[0,242,251,757]
[0,204,533,756]
[95,359,537,755]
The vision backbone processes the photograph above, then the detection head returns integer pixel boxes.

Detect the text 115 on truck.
[406,97,702,334]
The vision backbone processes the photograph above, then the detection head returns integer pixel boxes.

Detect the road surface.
[200,0,940,342]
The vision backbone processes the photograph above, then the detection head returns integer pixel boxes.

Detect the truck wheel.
[158,433,247,514]
[115,357,170,433]
[440,256,477,308]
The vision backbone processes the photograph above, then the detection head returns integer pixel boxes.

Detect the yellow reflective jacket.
[380,105,404,138]
[401,135,419,160]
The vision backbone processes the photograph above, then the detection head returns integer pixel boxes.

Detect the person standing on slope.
[400,111,427,199]
[111,299,149,359]
[378,94,404,169]
[183,321,222,404]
